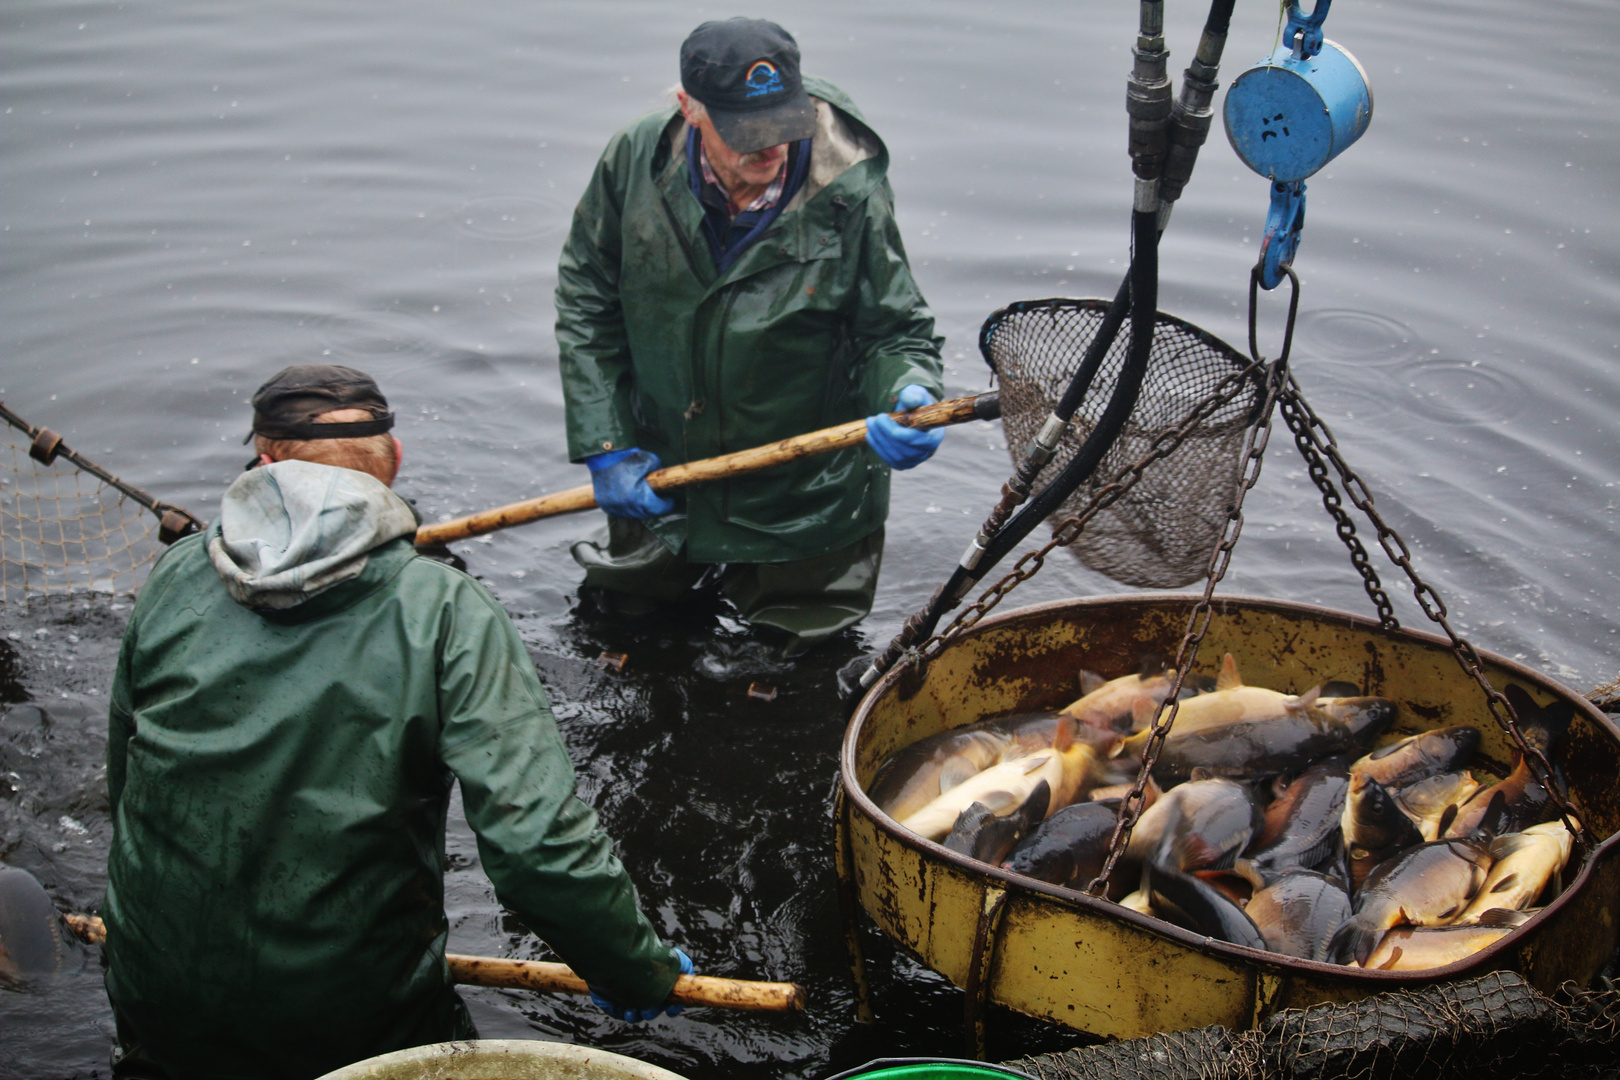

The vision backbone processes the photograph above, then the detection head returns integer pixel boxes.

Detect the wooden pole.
[447,954,805,1013]
[60,914,805,1013]
[413,391,999,548]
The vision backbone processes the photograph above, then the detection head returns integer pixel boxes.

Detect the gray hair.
[669,84,706,122]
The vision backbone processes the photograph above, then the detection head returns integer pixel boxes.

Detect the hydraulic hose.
[854,0,1229,690]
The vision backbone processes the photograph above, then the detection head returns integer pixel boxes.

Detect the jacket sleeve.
[437,579,680,1007]
[107,618,138,812]
[556,128,640,464]
[851,180,946,414]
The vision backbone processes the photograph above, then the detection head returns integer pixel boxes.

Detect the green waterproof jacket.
[105,471,679,1080]
[556,78,945,564]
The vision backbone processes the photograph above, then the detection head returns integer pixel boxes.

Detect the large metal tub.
[837,595,1620,1044]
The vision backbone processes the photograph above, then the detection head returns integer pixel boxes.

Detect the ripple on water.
[1298,309,1422,366]
[310,309,439,364]
[455,195,566,241]
[1396,361,1529,425]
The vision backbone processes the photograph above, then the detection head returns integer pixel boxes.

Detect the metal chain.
[911,357,1264,661]
[1277,378,1592,852]
[1083,265,1298,896]
[1276,388,1399,630]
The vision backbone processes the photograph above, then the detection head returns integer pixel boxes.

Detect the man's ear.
[258,453,275,467]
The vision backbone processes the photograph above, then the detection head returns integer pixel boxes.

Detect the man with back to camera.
[103,365,691,1080]
[556,17,946,656]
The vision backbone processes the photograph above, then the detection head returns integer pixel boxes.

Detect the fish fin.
[1292,685,1323,712]
[1079,669,1106,696]
[1321,680,1362,699]
[1018,753,1053,777]
[978,790,1020,815]
[1476,907,1531,928]
[1232,858,1268,890]
[1489,873,1520,895]
[1215,653,1242,692]
[1475,791,1511,840]
[1329,918,1380,966]
[1376,946,1404,971]
[938,754,982,793]
[1488,832,1530,860]
[1130,696,1160,734]
[1021,780,1052,826]
[1435,802,1460,838]
[1052,717,1075,753]
[1189,767,1216,783]
[1504,683,1573,755]
[1137,653,1166,679]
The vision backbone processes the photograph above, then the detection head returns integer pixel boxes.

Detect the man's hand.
[589,948,694,1022]
[585,448,677,519]
[865,384,944,470]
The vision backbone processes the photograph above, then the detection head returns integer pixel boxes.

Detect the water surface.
[3,1,1617,1077]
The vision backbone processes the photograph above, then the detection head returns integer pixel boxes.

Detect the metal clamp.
[1285,0,1333,61]
[1259,181,1307,290]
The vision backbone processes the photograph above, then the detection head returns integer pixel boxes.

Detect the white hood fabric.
[207,459,418,610]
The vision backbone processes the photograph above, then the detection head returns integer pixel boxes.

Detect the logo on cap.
[744,60,784,98]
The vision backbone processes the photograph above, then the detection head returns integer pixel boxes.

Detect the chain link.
[1082,266,1298,895]
[1276,389,1399,629]
[1275,377,1591,853]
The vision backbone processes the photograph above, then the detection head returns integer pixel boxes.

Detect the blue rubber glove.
[589,948,694,1022]
[585,447,676,519]
[865,384,944,470]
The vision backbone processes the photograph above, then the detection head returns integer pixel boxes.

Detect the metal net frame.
[982,298,1266,589]
[0,402,199,608]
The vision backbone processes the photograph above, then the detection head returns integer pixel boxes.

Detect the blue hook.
[1284,0,1332,62]
[1259,180,1306,290]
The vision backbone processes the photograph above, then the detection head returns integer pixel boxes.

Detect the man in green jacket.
[557,18,946,654]
[104,366,689,1080]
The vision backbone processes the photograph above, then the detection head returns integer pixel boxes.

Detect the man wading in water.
[557,18,946,655]
[103,365,691,1079]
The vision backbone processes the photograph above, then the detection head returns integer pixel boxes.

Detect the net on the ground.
[1005,971,1620,1080]
[0,403,193,607]
[981,299,1265,589]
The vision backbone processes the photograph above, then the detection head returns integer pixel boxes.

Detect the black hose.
[975,208,1159,571]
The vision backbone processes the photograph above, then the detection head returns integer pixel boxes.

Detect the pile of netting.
[0,402,197,608]
[1005,971,1620,1080]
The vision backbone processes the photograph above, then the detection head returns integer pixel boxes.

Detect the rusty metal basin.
[837,594,1620,1042]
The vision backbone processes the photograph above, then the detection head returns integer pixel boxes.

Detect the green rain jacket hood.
[105,462,678,1080]
[557,78,944,564]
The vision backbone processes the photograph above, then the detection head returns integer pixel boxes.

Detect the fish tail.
[1329,916,1384,967]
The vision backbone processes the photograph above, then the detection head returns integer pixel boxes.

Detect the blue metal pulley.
[1223,0,1373,287]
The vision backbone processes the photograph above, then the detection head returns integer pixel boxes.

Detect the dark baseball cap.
[247,364,395,442]
[680,18,817,155]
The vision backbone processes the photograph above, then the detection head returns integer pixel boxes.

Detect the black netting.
[1006,972,1620,1080]
[981,299,1264,588]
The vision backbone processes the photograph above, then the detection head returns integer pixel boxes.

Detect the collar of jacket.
[652,76,888,294]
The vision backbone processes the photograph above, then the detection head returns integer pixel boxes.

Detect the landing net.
[0,403,194,608]
[1006,971,1620,1080]
[982,299,1265,589]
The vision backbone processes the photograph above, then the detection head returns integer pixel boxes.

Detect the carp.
[1351,725,1480,790]
[1142,859,1268,951]
[1392,770,1479,842]
[1357,908,1531,970]
[1445,685,1572,840]
[1456,820,1576,923]
[898,732,1099,842]
[868,725,1014,822]
[1129,692,1395,784]
[1239,757,1349,884]
[1245,870,1353,962]
[1061,655,1176,735]
[943,784,1052,865]
[1120,653,1323,744]
[1124,776,1261,872]
[1340,772,1424,890]
[1329,836,1494,966]
[1001,799,1122,890]
[0,864,69,987]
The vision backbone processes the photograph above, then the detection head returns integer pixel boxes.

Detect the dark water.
[2,1,1617,1077]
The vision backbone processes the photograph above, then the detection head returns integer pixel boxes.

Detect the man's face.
[679,93,788,192]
